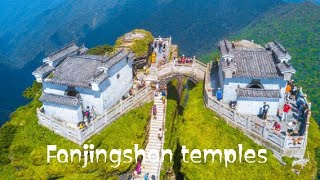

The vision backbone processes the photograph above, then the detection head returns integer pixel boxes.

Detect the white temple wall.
[101,58,133,111]
[43,82,104,115]
[41,57,133,116]
[76,88,103,115]
[43,102,82,128]
[222,78,286,104]
[237,97,279,116]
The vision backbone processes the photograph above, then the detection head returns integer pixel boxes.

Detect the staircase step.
[146,142,162,148]
[141,92,168,180]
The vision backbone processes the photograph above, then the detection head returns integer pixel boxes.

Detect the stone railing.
[156,60,206,82]
[203,63,311,159]
[37,86,154,145]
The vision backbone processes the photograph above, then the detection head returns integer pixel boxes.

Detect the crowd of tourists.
[78,106,96,129]
[173,54,195,64]
[268,80,310,136]
[153,37,169,54]
[212,79,310,137]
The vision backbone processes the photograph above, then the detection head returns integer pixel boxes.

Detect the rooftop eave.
[281,69,296,74]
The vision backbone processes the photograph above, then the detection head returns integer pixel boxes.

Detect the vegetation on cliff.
[87,29,153,58]
[0,82,152,179]
[162,80,320,179]
[115,29,154,57]
[86,44,114,55]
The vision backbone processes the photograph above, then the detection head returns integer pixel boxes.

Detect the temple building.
[33,43,135,129]
[217,39,296,116]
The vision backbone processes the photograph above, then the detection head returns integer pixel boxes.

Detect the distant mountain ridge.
[0,0,284,122]
[0,0,283,69]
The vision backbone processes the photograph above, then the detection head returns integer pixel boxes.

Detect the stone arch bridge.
[152,60,207,85]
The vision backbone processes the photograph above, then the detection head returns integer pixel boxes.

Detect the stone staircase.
[141,94,166,179]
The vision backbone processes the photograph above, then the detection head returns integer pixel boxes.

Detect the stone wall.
[222,77,287,115]
[42,102,82,128]
[237,97,279,116]
[101,57,133,111]
[37,86,153,144]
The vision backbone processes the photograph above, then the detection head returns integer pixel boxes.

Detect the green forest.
[161,80,320,179]
[234,2,320,122]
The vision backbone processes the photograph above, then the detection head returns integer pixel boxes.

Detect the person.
[273,122,281,133]
[141,80,146,88]
[89,107,96,121]
[296,87,302,101]
[152,105,157,117]
[129,88,133,96]
[144,173,149,180]
[285,81,292,100]
[216,88,223,101]
[229,101,237,109]
[186,57,190,63]
[282,102,291,121]
[154,41,158,49]
[291,86,297,100]
[84,106,90,124]
[158,128,163,141]
[289,80,295,90]
[161,89,166,104]
[262,102,270,120]
[151,175,156,180]
[296,95,306,110]
[287,121,297,136]
[135,160,142,175]
[181,55,186,64]
[297,87,302,98]
[158,41,163,53]
[300,103,309,120]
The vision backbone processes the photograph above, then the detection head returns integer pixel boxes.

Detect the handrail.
[37,85,153,144]
[203,67,309,158]
[157,99,166,179]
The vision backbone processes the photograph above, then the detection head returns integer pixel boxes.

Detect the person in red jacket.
[282,102,291,122]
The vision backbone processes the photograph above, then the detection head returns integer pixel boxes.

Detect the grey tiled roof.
[47,43,80,61]
[45,49,133,88]
[40,93,81,107]
[233,50,282,78]
[218,39,294,79]
[33,63,54,75]
[276,62,296,74]
[266,41,291,62]
[237,88,281,99]
[46,55,107,88]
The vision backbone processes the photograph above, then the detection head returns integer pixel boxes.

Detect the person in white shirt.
[158,128,163,141]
